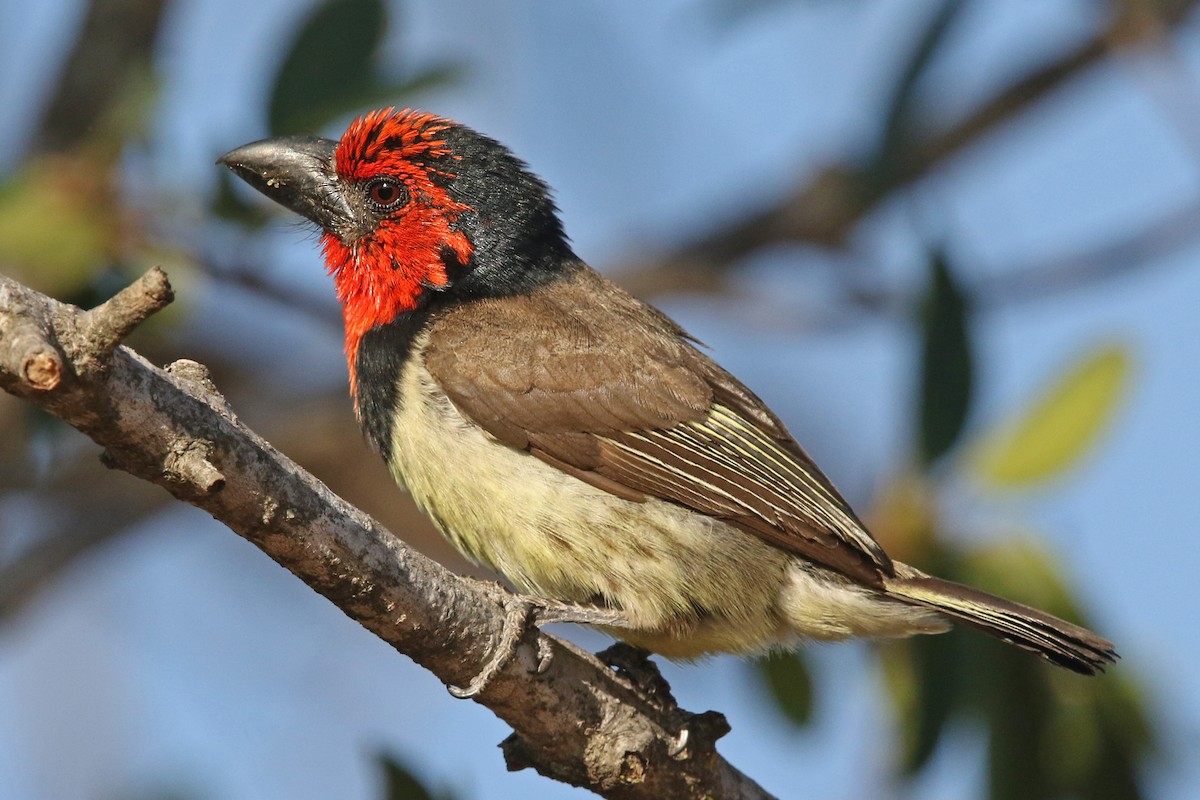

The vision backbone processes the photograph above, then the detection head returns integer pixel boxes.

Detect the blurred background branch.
[0,0,1193,798]
[621,0,1200,314]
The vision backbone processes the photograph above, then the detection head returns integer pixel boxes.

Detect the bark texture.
[0,268,773,800]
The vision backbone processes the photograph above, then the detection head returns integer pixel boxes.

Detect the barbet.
[220,108,1116,696]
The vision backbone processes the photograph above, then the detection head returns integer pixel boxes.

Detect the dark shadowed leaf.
[918,251,973,465]
[902,631,962,773]
[869,0,965,187]
[298,65,463,134]
[960,544,1152,800]
[268,0,461,136]
[269,0,387,135]
[982,646,1055,800]
[877,537,1151,798]
[758,650,814,726]
[211,169,271,228]
[378,753,445,800]
[881,547,964,774]
[1074,673,1152,800]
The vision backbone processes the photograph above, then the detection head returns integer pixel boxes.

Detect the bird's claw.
[447,592,630,698]
[597,642,699,757]
[597,642,678,712]
[448,594,535,698]
[667,727,689,758]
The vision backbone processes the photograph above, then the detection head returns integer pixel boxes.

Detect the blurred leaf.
[967,539,1051,601]
[881,537,1153,799]
[378,753,447,800]
[0,157,118,293]
[881,540,1153,799]
[918,251,973,465]
[212,169,271,228]
[61,262,133,310]
[758,650,814,726]
[270,0,386,135]
[972,344,1130,488]
[1072,672,1154,800]
[295,65,463,135]
[869,0,965,188]
[958,542,1151,799]
[905,624,962,773]
[881,546,966,774]
[961,539,1090,624]
[864,471,937,564]
[882,633,965,775]
[34,0,166,155]
[982,645,1055,800]
[268,0,460,136]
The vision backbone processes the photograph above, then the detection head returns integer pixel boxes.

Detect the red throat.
[325,108,474,399]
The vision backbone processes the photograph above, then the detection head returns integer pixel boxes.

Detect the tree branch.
[0,268,773,800]
[618,0,1200,296]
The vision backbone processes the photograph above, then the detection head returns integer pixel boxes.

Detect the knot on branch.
[619,752,647,785]
[164,437,225,496]
[166,358,225,401]
[0,295,65,393]
[22,348,62,390]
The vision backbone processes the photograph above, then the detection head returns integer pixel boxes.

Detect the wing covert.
[424,267,893,584]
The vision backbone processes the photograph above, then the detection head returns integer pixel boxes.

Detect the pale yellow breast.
[385,336,940,657]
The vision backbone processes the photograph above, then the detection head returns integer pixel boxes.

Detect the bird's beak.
[218,136,356,236]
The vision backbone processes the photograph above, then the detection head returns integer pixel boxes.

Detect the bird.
[218,107,1116,696]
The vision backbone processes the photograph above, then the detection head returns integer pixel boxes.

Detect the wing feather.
[424,266,891,584]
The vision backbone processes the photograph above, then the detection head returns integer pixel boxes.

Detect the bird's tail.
[884,571,1117,675]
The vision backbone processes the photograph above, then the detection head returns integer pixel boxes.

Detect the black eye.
[365,177,407,211]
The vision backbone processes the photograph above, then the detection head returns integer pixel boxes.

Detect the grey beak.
[218,136,355,235]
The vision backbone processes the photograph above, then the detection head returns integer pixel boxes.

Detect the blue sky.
[1,1,1198,798]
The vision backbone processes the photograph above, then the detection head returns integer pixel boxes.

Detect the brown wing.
[424,266,892,585]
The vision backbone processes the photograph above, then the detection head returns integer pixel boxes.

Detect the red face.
[325,108,475,394]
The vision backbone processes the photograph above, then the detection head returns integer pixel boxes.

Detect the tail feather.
[884,573,1118,675]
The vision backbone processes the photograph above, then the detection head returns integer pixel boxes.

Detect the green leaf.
[211,169,271,228]
[918,251,973,465]
[1073,673,1155,800]
[286,66,462,136]
[269,0,388,136]
[882,541,1154,797]
[982,646,1055,800]
[957,543,1153,799]
[972,344,1130,487]
[881,547,965,774]
[960,540,1083,618]
[869,0,966,188]
[758,650,814,726]
[905,629,963,773]
[0,159,116,292]
[378,753,442,800]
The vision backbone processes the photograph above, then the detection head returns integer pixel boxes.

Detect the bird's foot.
[597,642,678,713]
[595,642,730,759]
[448,590,629,699]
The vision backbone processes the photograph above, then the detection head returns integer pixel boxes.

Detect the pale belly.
[386,352,943,658]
